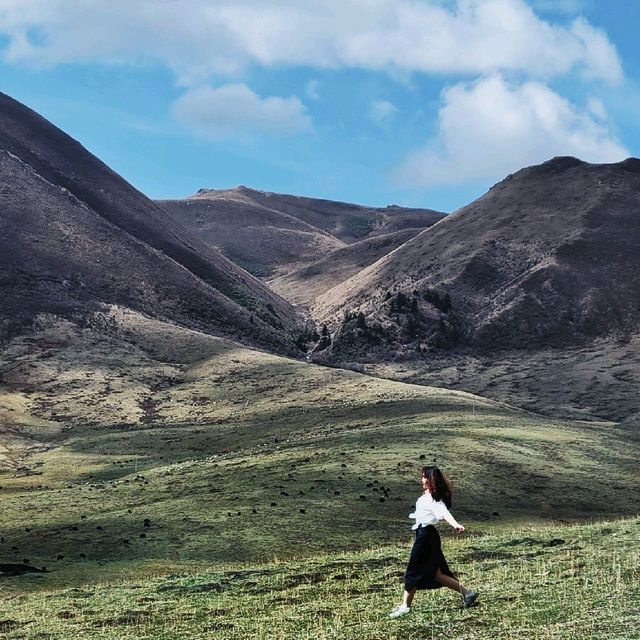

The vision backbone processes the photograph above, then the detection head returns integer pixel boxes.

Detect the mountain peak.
[619,157,640,173]
[539,155,586,170]
[0,92,303,352]
[511,156,587,181]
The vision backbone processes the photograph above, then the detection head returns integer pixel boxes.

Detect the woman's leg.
[400,530,426,608]
[390,587,416,617]
[402,587,417,607]
[435,568,469,597]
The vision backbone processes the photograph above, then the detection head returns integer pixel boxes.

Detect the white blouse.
[409,491,462,530]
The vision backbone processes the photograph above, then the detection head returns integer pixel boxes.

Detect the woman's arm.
[436,502,465,532]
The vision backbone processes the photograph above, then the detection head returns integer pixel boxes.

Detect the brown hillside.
[270,228,425,306]
[316,157,640,347]
[159,194,344,278]
[193,186,445,243]
[0,93,304,352]
[313,157,640,420]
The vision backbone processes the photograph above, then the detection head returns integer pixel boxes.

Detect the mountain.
[160,187,445,281]
[192,186,445,243]
[0,92,305,352]
[312,157,640,419]
[158,190,345,279]
[316,156,640,347]
[269,228,425,306]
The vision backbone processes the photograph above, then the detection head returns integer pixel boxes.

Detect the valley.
[1,310,638,573]
[1,92,639,639]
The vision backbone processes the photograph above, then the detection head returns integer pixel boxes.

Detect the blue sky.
[0,0,638,212]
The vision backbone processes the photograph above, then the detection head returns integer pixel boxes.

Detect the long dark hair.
[421,466,452,507]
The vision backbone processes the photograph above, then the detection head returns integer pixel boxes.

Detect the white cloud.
[306,79,320,101]
[171,83,312,139]
[0,0,624,85]
[0,1,624,150]
[587,96,607,120]
[369,100,398,126]
[570,17,622,84]
[531,0,589,14]
[396,74,628,187]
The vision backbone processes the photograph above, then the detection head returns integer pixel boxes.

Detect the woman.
[389,466,478,618]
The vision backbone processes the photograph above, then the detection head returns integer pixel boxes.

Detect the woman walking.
[390,466,478,618]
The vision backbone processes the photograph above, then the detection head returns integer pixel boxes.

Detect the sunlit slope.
[0,307,638,571]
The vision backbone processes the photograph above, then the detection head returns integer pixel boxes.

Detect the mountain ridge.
[184,185,446,243]
[160,186,445,283]
[309,155,640,419]
[0,92,305,353]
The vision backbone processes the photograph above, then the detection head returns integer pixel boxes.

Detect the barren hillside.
[0,92,305,354]
[159,187,445,283]
[192,186,445,243]
[316,157,640,346]
[312,157,640,419]
[159,193,344,278]
[269,228,424,306]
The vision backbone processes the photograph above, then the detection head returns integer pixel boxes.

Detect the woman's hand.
[455,525,465,534]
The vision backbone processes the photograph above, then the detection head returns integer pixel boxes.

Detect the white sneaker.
[389,605,411,618]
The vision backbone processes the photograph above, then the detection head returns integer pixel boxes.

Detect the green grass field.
[1,310,638,638]
[0,517,638,639]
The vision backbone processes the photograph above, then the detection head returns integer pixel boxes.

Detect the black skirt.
[404,524,456,591]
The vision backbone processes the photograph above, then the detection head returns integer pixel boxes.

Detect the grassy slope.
[0,517,637,639]
[0,308,638,638]
[359,337,640,422]
[1,309,638,562]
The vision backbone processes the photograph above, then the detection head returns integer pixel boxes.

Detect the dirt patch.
[56,610,75,619]
[158,581,225,594]
[0,619,27,633]
[94,610,151,627]
[284,572,327,588]
[502,537,540,547]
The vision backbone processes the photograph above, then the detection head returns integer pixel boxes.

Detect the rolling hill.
[0,308,637,640]
[1,307,637,554]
